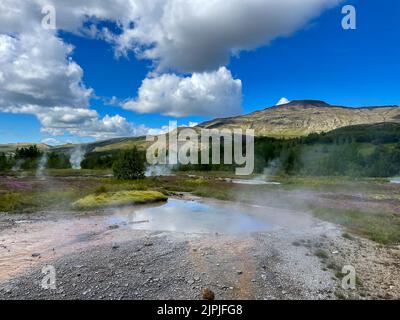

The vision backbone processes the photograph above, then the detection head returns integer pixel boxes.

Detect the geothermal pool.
[230,179,281,186]
[0,198,314,281]
[110,199,275,234]
[390,177,400,184]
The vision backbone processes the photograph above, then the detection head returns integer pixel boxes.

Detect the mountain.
[198,100,400,138]
[0,143,50,153]
[2,100,400,154]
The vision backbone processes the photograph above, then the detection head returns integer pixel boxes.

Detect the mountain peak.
[198,100,400,138]
[276,99,331,108]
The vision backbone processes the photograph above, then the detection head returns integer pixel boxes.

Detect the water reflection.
[231,179,281,185]
[390,177,400,184]
[110,199,275,234]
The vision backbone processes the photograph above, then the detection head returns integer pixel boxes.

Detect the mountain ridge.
[1,100,400,153]
[198,100,400,138]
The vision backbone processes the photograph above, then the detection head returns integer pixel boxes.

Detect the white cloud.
[1,0,340,73]
[0,1,148,140]
[41,138,62,146]
[0,0,340,139]
[108,0,340,72]
[187,122,198,128]
[276,97,291,106]
[123,67,242,117]
[0,0,134,36]
[39,109,153,140]
[0,29,92,112]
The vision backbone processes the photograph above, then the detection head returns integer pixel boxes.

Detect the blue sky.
[0,0,399,144]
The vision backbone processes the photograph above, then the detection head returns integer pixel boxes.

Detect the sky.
[0,0,399,144]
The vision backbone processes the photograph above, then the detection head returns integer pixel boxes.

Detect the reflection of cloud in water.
[110,199,275,234]
[390,177,400,184]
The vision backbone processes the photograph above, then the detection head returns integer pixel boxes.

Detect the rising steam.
[70,146,85,170]
[145,165,174,177]
[36,152,48,179]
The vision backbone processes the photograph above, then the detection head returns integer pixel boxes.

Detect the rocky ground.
[0,198,399,300]
[0,230,335,300]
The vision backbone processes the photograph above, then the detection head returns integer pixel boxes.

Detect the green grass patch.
[313,207,400,245]
[0,189,78,213]
[72,190,168,210]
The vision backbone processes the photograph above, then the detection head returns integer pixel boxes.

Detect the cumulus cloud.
[0,0,133,36]
[0,29,92,111]
[0,1,148,140]
[108,0,340,72]
[1,1,340,73]
[123,67,242,117]
[0,0,340,138]
[39,111,152,140]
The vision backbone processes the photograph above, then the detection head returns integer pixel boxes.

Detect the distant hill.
[198,100,400,138]
[2,100,400,153]
[0,143,50,153]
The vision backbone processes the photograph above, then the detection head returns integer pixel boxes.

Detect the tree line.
[1,123,400,178]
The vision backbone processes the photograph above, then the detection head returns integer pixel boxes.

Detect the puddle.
[0,198,312,282]
[110,199,276,234]
[230,179,281,186]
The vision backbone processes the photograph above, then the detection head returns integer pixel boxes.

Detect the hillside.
[2,100,400,154]
[249,122,400,177]
[198,100,400,138]
[0,143,50,153]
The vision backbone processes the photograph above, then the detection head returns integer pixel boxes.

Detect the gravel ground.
[0,227,339,300]
[0,200,398,300]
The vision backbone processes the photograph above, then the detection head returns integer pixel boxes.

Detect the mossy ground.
[313,207,400,245]
[72,190,167,210]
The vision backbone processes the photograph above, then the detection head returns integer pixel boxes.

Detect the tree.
[47,152,71,169]
[0,153,8,171]
[15,145,41,159]
[14,145,42,170]
[113,147,146,180]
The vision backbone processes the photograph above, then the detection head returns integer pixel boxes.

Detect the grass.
[72,190,168,210]
[101,175,234,200]
[0,190,78,213]
[313,207,400,245]
[0,174,220,213]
